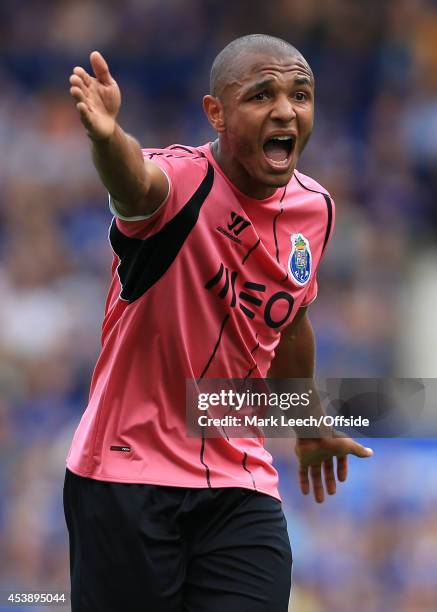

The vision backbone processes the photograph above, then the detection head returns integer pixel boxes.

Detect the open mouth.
[263,135,295,167]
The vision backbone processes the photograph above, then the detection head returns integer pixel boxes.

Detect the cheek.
[240,138,258,157]
[224,109,262,160]
[297,109,314,149]
[228,125,257,158]
[302,107,314,132]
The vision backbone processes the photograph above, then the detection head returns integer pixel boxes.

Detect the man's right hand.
[68,51,169,218]
[69,51,121,141]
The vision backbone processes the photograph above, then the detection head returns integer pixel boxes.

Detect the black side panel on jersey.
[110,162,214,303]
[294,174,333,253]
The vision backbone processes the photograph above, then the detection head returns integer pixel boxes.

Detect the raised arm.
[268,308,373,503]
[69,51,168,217]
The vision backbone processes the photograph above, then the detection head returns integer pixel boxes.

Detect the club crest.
[288,234,312,286]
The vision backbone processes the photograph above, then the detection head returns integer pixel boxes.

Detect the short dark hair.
[210,34,311,97]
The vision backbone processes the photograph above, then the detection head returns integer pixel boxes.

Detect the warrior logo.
[288,233,312,286]
[216,212,251,245]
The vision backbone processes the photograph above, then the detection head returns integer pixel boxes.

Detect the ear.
[203,95,226,133]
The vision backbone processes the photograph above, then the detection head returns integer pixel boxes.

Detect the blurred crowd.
[1,0,437,610]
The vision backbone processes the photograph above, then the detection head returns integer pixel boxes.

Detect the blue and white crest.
[288,233,312,285]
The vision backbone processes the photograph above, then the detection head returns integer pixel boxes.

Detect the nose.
[270,94,296,122]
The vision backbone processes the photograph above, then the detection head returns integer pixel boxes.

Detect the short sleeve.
[110,147,209,239]
[109,165,171,222]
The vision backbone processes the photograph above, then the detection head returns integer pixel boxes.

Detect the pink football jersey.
[66,143,335,500]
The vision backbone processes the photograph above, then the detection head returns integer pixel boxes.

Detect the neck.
[210,139,276,200]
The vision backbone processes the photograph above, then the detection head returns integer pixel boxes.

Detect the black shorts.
[63,469,292,612]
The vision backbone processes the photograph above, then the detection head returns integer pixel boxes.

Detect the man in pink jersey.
[65,34,373,611]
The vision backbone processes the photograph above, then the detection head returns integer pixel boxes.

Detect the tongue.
[264,139,288,162]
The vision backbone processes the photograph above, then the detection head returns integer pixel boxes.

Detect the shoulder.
[111,145,213,239]
[293,169,333,200]
[141,144,211,202]
[142,144,209,169]
[292,170,336,252]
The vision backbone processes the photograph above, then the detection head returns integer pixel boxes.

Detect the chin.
[263,168,294,187]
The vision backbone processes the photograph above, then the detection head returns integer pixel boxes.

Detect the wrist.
[87,120,118,144]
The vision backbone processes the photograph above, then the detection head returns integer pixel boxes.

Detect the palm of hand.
[85,77,120,138]
[69,51,121,141]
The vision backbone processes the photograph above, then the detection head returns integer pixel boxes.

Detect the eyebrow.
[243,75,313,97]
[294,76,313,86]
[243,78,275,97]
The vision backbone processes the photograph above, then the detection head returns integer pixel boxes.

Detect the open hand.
[295,436,373,503]
[69,51,121,141]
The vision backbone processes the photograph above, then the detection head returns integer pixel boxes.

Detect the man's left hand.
[295,437,373,503]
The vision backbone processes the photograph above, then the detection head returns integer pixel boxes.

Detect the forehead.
[227,51,314,92]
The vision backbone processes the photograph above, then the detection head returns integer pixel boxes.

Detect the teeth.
[273,136,292,141]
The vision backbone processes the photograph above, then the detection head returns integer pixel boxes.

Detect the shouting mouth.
[263,135,295,168]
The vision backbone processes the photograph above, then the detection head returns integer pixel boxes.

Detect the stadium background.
[1,0,437,610]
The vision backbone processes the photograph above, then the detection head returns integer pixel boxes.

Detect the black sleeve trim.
[321,194,333,253]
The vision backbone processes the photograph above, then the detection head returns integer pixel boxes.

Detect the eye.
[252,91,269,101]
[294,91,308,102]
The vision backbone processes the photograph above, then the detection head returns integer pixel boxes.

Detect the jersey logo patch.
[288,233,312,286]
